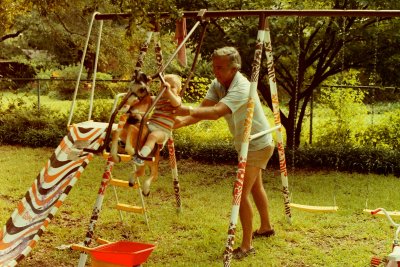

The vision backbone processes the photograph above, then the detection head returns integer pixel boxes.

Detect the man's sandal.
[252,229,275,239]
[232,247,256,260]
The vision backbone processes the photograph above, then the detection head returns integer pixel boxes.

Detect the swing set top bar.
[95,9,400,20]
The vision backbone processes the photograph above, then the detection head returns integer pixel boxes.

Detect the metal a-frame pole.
[264,19,292,223]
[222,14,268,267]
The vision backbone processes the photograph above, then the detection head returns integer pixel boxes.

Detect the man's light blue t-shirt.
[205,71,274,152]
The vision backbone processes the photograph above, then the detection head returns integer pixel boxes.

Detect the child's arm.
[164,83,182,108]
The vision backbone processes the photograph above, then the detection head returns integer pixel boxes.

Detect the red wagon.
[72,241,155,267]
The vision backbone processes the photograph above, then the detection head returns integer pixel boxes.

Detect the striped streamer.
[0,121,108,267]
[263,20,292,223]
[167,138,182,213]
[223,17,266,267]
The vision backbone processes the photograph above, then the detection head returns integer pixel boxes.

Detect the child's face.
[163,79,179,95]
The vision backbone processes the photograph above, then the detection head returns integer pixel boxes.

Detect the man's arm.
[174,99,231,129]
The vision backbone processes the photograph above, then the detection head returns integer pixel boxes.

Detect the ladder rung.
[363,209,400,217]
[289,203,338,213]
[103,151,132,162]
[110,178,139,189]
[115,203,145,213]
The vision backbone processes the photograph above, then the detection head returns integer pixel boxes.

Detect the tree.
[259,0,400,148]
[3,0,400,150]
[174,0,400,149]
[0,0,32,43]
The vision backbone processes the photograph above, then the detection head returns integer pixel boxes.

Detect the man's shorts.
[246,145,275,170]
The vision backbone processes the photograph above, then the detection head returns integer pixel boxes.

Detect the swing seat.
[289,203,338,213]
[363,209,400,217]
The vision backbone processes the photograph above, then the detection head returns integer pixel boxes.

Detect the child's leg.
[140,130,166,157]
[125,125,139,155]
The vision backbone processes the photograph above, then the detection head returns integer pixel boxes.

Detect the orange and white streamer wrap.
[0,121,107,267]
[223,24,265,267]
[264,22,291,223]
[167,137,182,212]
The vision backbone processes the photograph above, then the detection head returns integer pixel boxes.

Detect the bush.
[0,93,398,177]
[165,119,236,163]
[0,95,66,147]
[313,87,368,147]
[91,72,125,99]
[283,146,400,177]
[46,65,88,100]
[72,99,114,123]
[182,77,210,103]
[39,67,126,100]
[356,108,400,150]
[33,70,53,95]
[0,95,113,147]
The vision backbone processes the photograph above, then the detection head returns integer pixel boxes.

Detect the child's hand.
[163,82,171,91]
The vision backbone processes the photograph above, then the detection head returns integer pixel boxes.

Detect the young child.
[134,74,182,165]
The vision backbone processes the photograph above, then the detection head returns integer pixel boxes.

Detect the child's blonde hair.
[164,74,182,94]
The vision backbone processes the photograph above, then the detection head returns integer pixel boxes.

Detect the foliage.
[357,108,400,150]
[288,146,400,176]
[0,95,113,147]
[72,99,114,123]
[31,69,54,95]
[0,95,66,147]
[89,72,124,99]
[313,86,368,147]
[45,65,88,100]
[181,76,210,103]
[0,0,32,42]
[171,119,235,163]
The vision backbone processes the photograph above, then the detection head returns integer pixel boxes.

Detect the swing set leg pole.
[263,19,292,223]
[167,137,182,213]
[78,158,114,267]
[223,14,269,266]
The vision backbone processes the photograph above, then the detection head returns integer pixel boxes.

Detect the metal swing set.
[1,8,400,267]
[71,11,291,266]
[75,9,400,267]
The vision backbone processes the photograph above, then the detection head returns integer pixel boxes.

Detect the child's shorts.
[148,122,172,147]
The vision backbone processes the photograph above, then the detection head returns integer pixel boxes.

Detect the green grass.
[1,145,399,266]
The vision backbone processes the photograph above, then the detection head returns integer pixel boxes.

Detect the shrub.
[91,72,124,99]
[47,65,88,100]
[72,99,114,123]
[356,108,400,150]
[312,87,368,147]
[170,119,236,163]
[182,77,210,103]
[0,95,66,147]
[285,146,400,177]
[33,70,53,95]
[0,95,114,147]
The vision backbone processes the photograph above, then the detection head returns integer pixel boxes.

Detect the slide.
[0,121,109,267]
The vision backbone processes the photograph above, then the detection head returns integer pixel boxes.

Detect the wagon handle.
[71,244,95,254]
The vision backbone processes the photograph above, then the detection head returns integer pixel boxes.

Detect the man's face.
[212,55,237,88]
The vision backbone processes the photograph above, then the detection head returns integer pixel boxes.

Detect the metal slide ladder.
[103,152,149,227]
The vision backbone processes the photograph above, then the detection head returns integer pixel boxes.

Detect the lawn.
[0,145,399,267]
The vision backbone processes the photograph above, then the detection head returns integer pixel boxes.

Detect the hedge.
[0,96,398,177]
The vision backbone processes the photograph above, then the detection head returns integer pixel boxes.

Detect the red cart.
[72,241,155,267]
